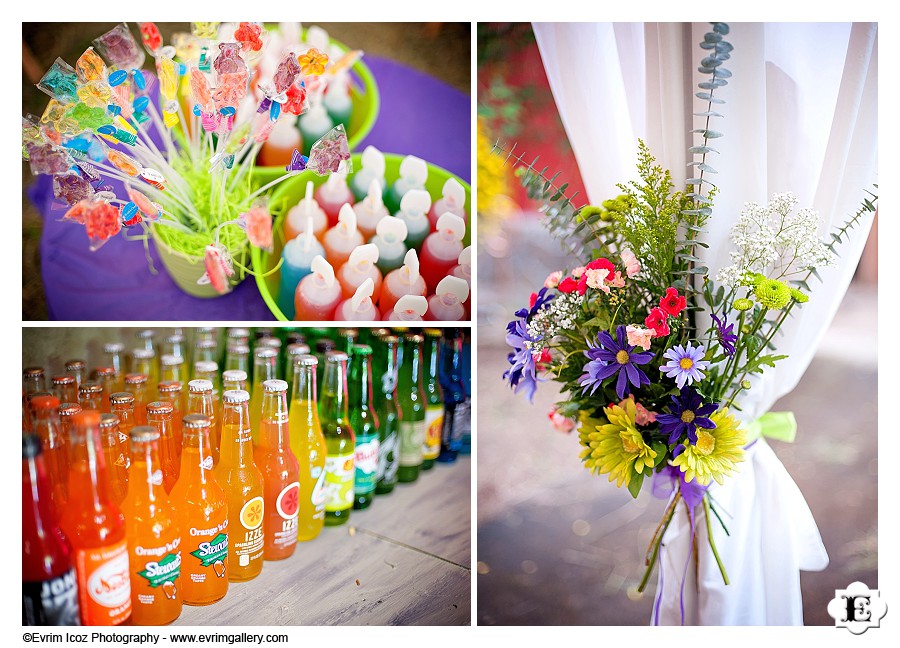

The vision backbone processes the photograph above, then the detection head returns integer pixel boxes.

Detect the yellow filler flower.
[672,407,746,485]
[579,399,657,488]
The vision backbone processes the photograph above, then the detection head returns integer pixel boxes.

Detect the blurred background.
[22,22,470,320]
[476,22,877,626]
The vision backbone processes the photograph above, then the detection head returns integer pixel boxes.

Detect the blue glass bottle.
[437,328,469,463]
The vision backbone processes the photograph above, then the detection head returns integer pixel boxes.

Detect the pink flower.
[644,307,670,337]
[618,397,657,426]
[608,271,626,288]
[585,268,611,293]
[241,206,273,252]
[626,325,653,351]
[571,266,586,279]
[659,287,687,317]
[544,271,563,289]
[621,248,641,277]
[585,257,615,280]
[547,407,576,434]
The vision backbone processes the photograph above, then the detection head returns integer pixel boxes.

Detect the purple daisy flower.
[514,286,554,321]
[711,313,737,357]
[579,325,654,400]
[660,343,711,389]
[656,387,718,444]
[503,319,541,402]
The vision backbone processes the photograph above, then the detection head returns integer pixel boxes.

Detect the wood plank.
[173,456,471,625]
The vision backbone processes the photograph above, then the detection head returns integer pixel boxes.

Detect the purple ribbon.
[651,465,709,625]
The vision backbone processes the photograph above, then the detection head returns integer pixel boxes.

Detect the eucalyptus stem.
[703,496,729,586]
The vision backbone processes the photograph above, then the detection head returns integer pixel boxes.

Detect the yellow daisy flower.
[578,399,657,488]
[672,407,746,485]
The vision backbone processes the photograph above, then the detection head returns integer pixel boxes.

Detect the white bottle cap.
[376,215,407,242]
[348,243,379,268]
[402,248,419,284]
[361,146,385,176]
[310,255,335,287]
[458,245,471,266]
[436,276,469,303]
[394,295,428,318]
[350,277,375,313]
[436,213,466,241]
[366,178,384,209]
[306,26,329,53]
[337,203,357,234]
[400,188,431,216]
[399,155,428,184]
[442,177,465,206]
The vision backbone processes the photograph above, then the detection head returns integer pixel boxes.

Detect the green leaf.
[704,32,723,43]
[627,471,645,499]
[716,68,733,78]
[698,80,728,89]
[582,316,610,329]
[688,145,720,154]
[550,182,569,201]
[695,92,726,104]
[692,129,724,138]
[701,56,722,68]
[690,266,709,274]
[651,442,668,467]
[697,163,718,173]
[694,111,725,118]
[712,23,730,35]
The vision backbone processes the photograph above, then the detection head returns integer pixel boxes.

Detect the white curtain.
[533,22,878,625]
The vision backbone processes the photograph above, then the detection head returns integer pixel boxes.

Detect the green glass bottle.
[348,345,380,510]
[396,333,426,483]
[374,335,401,495]
[421,329,444,470]
[320,351,355,525]
[338,328,359,356]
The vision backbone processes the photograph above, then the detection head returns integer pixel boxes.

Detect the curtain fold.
[533,21,877,625]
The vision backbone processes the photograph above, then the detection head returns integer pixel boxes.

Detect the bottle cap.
[110,391,135,405]
[161,354,182,367]
[366,178,384,208]
[262,379,289,393]
[375,215,407,242]
[165,333,186,344]
[287,343,311,356]
[458,245,471,266]
[188,379,213,393]
[137,329,155,340]
[337,202,357,234]
[31,394,61,410]
[325,350,349,362]
[350,343,373,356]
[130,426,160,443]
[93,366,116,377]
[348,243,379,268]
[79,381,103,395]
[442,177,465,207]
[147,401,174,416]
[99,412,119,429]
[65,360,86,371]
[310,255,336,288]
[257,337,282,349]
[24,366,45,379]
[104,342,125,353]
[361,145,385,176]
[436,275,469,302]
[394,295,428,319]
[436,213,466,241]
[51,375,76,386]
[132,348,154,359]
[399,155,427,184]
[158,381,182,393]
[227,328,250,340]
[254,347,278,359]
[222,389,250,404]
[59,403,84,417]
[350,277,375,313]
[195,339,217,350]
[402,248,420,284]
[399,188,431,216]
[227,344,250,355]
[295,354,318,367]
[183,413,211,429]
[194,361,218,374]
[222,369,248,383]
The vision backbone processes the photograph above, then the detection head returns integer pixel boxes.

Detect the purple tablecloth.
[29,56,470,321]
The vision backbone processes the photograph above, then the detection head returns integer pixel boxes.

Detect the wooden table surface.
[174,456,471,626]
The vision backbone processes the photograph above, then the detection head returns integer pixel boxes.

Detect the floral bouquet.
[498,22,876,612]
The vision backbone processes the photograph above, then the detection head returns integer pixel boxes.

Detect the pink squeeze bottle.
[450,246,472,319]
[419,213,466,294]
[315,170,354,228]
[428,177,467,229]
[284,181,328,242]
[387,295,428,322]
[378,249,427,315]
[394,189,432,251]
[426,276,469,321]
[353,179,390,240]
[337,243,383,299]
[322,203,365,272]
[334,278,381,321]
[294,255,343,321]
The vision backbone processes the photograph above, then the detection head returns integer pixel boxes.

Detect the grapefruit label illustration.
[324,453,354,512]
[190,532,228,567]
[240,496,265,530]
[276,482,301,520]
[77,540,131,624]
[136,552,181,588]
[423,407,443,460]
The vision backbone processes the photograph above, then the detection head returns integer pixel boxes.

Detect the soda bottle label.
[377,432,398,482]
[274,482,300,548]
[188,530,229,581]
[75,540,131,625]
[22,568,81,626]
[399,421,426,467]
[311,466,326,509]
[354,435,380,495]
[235,497,265,567]
[454,400,471,440]
[422,406,443,460]
[134,538,181,595]
[324,453,354,512]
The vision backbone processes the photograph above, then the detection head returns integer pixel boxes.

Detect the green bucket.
[151,223,249,298]
[252,153,471,321]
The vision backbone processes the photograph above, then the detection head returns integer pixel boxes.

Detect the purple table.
[29,56,470,321]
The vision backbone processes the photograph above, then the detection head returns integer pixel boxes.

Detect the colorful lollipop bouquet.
[499,23,876,607]
[22,22,361,296]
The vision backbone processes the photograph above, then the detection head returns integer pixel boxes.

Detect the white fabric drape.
[533,22,877,625]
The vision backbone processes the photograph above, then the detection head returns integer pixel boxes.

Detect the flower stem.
[638,492,680,593]
[703,496,729,586]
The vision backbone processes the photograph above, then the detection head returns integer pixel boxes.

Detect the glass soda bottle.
[160,354,186,385]
[59,411,131,625]
[51,375,77,406]
[23,433,81,626]
[65,360,87,391]
[253,380,300,560]
[284,342,311,403]
[225,344,250,375]
[57,403,82,461]
[99,414,129,506]
[157,381,184,462]
[78,381,103,412]
[131,348,155,383]
[250,347,278,445]
[124,373,149,425]
[397,333,426,483]
[223,369,248,392]
[321,351,355,525]
[102,343,125,392]
[438,328,469,462]
[348,345,379,510]
[215,390,265,581]
[121,426,182,625]
[92,368,117,413]
[421,329,445,470]
[31,394,69,513]
[170,414,228,605]
[146,402,179,493]
[288,355,327,542]
[374,335,401,495]
[187,380,220,466]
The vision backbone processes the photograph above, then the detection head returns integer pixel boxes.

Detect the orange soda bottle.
[121,426,182,625]
[146,402,180,493]
[99,414,129,505]
[169,414,229,605]
[249,348,278,446]
[59,410,132,625]
[92,368,117,413]
[288,355,327,541]
[57,403,82,456]
[124,374,149,425]
[187,379,220,465]
[253,380,300,560]
[51,375,78,405]
[31,394,69,513]
[215,390,265,581]
[157,381,184,462]
[78,381,103,412]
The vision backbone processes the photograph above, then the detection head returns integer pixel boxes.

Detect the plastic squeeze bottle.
[379,249,427,315]
[370,216,408,275]
[386,155,428,213]
[297,99,334,157]
[323,71,352,130]
[426,276,469,321]
[418,213,466,294]
[284,181,328,242]
[294,255,343,321]
[337,243,382,299]
[315,170,353,227]
[428,177,467,229]
[322,203,365,271]
[334,278,381,321]
[258,117,303,168]
[349,146,387,202]
[278,217,326,320]
[450,246,472,319]
[394,189,431,251]
[388,295,428,322]
[353,179,390,239]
